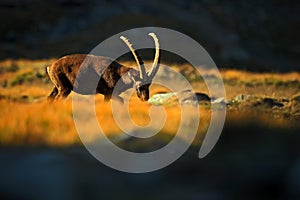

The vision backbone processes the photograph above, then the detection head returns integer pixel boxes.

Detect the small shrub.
[0,62,19,74]
[9,72,35,86]
[8,62,20,72]
[9,69,49,86]
[35,72,44,79]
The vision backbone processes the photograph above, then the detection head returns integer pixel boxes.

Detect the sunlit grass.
[0,97,211,146]
[0,100,77,146]
[0,58,299,147]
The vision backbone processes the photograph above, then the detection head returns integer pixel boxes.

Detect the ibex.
[46,33,160,102]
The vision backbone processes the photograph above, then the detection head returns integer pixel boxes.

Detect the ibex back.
[46,33,160,102]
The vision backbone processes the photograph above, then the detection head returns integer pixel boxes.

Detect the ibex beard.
[46,33,160,103]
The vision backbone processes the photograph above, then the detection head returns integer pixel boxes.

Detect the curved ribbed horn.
[120,36,147,80]
[147,32,160,79]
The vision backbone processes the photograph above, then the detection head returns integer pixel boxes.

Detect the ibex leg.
[47,87,58,101]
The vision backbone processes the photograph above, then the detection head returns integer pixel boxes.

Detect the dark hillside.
[1,0,299,71]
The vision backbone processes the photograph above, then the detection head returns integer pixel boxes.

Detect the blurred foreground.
[1,120,300,199]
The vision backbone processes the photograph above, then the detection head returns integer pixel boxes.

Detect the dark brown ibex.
[46,33,160,102]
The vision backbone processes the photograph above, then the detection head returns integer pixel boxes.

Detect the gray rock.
[148,90,211,106]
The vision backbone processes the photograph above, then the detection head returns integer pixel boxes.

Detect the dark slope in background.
[0,0,299,71]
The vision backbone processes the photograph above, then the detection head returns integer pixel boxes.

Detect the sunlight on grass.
[0,58,299,147]
[0,97,211,146]
[0,100,77,146]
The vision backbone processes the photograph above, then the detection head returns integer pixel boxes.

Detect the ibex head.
[120,33,160,101]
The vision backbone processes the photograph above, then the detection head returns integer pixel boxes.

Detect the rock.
[289,94,300,117]
[148,90,211,106]
[21,95,28,100]
[177,90,210,104]
[291,94,300,102]
[212,97,227,104]
[195,92,211,102]
[234,94,257,101]
[147,93,176,106]
[261,98,284,108]
[233,94,284,108]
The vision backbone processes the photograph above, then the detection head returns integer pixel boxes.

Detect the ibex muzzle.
[135,83,150,101]
[46,33,160,102]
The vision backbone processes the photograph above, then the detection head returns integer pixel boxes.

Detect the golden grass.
[0,96,211,146]
[0,100,77,146]
[0,59,299,146]
[221,69,300,82]
[0,85,49,99]
[222,70,300,99]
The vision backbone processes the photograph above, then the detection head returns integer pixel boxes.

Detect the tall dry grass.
[0,100,77,146]
[0,96,211,146]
